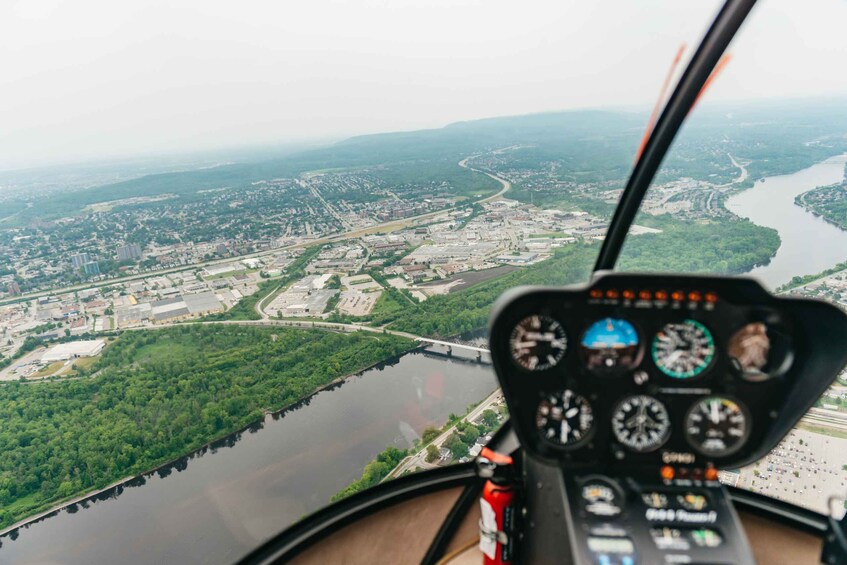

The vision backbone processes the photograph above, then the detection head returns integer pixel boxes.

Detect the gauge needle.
[560,420,571,442]
[664,350,683,366]
[565,407,579,418]
[710,401,721,424]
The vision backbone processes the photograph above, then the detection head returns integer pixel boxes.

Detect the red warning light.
[589,289,603,299]
[704,292,718,303]
[688,291,702,302]
[638,290,652,301]
[655,290,668,301]
[705,467,719,481]
[660,466,675,480]
[671,291,685,301]
[622,290,635,300]
[606,289,619,299]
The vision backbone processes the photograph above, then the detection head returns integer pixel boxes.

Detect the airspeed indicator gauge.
[509,315,567,371]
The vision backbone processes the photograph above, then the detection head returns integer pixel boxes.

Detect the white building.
[42,340,106,362]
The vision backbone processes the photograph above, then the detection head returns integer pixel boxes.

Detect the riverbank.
[725,153,847,288]
[0,348,496,564]
[0,326,415,536]
[0,344,417,539]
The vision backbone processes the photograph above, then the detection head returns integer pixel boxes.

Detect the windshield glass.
[0,1,780,562]
[618,0,847,517]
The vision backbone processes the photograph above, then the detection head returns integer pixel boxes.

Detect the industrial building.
[42,339,106,362]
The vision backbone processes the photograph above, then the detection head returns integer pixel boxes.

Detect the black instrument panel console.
[489,273,847,473]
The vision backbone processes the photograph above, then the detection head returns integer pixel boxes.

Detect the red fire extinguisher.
[476,447,517,565]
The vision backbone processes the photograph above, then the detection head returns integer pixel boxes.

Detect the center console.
[487,273,847,564]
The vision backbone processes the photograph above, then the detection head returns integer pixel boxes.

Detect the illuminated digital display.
[587,536,635,555]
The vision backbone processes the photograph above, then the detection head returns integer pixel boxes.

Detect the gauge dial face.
[642,491,669,509]
[580,318,640,372]
[536,390,594,447]
[652,320,715,379]
[509,315,568,371]
[728,322,771,377]
[684,397,750,457]
[677,492,709,511]
[581,479,623,517]
[611,395,671,452]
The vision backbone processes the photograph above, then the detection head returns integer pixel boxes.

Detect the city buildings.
[117,243,143,261]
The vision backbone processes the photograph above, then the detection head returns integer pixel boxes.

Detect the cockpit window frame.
[593,0,757,273]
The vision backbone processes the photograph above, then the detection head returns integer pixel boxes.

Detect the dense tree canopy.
[0,325,411,528]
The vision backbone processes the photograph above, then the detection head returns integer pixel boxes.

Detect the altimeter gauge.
[684,396,750,457]
[536,389,594,447]
[652,320,715,379]
[611,395,671,452]
[509,315,568,371]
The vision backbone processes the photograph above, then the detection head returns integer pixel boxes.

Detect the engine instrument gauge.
[509,315,567,371]
[581,478,623,517]
[652,320,715,379]
[580,318,640,372]
[684,397,750,457]
[677,492,709,511]
[536,390,594,447]
[642,491,669,509]
[611,395,671,452]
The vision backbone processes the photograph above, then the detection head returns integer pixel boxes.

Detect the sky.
[2,0,847,170]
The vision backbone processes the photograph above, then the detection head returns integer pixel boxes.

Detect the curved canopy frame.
[593,0,758,272]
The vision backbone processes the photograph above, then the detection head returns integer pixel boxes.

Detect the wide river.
[0,351,497,564]
[4,155,847,564]
[725,153,847,288]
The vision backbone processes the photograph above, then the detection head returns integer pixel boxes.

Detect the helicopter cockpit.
[237,1,847,563]
[486,272,847,564]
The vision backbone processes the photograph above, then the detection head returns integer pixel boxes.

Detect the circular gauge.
[684,397,750,457]
[581,478,623,517]
[642,491,669,509]
[652,320,715,379]
[536,390,594,447]
[690,528,723,548]
[580,318,640,372]
[509,315,568,371]
[611,395,671,452]
[677,492,709,511]
[727,322,770,380]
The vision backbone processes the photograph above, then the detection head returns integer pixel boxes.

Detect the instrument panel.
[489,273,847,472]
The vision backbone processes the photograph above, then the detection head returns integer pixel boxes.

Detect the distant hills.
[6,98,847,226]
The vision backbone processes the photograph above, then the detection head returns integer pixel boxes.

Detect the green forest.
[617,215,780,274]
[0,325,412,529]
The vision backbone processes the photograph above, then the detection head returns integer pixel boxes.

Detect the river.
[0,351,497,564]
[4,156,847,564]
[726,154,847,288]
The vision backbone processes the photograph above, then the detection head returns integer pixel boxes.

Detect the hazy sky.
[2,0,847,170]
